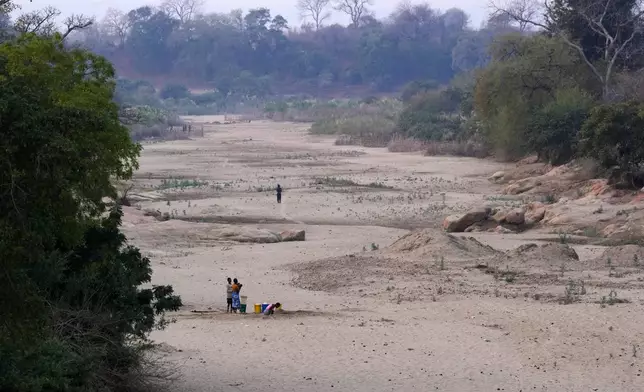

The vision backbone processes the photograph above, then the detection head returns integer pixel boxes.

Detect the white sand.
[124,120,644,392]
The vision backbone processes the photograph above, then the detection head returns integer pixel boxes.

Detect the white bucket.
[240,295,248,305]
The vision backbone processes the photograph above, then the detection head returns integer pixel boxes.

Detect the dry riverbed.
[123,117,644,392]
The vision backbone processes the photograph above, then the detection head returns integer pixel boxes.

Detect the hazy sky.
[16,0,489,27]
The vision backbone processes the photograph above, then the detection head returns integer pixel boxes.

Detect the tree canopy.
[0,31,181,392]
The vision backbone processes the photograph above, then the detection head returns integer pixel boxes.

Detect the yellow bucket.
[254,304,261,314]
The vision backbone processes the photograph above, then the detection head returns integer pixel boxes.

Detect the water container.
[240,295,248,305]
[261,303,269,313]
[254,304,261,314]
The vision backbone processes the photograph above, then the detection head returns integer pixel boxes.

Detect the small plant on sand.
[633,344,639,358]
[158,178,209,190]
[436,256,445,271]
[560,262,565,277]
[634,254,640,268]
[557,230,569,244]
[607,257,615,277]
[600,290,629,307]
[562,279,585,304]
[371,243,379,251]
[544,193,557,204]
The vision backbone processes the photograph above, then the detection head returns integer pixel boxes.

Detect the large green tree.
[0,33,181,391]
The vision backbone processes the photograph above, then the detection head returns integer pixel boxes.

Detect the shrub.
[424,140,489,158]
[579,101,644,172]
[526,88,594,165]
[160,83,190,100]
[400,79,439,102]
[387,136,428,152]
[397,90,464,141]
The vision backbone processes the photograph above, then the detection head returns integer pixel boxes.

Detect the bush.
[400,79,439,102]
[160,83,190,100]
[387,136,428,152]
[397,89,465,141]
[526,88,594,165]
[425,140,489,158]
[579,101,644,172]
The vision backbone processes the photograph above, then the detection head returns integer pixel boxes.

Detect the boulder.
[280,229,306,242]
[491,210,508,223]
[443,208,489,232]
[489,171,505,182]
[494,225,515,234]
[525,202,546,224]
[505,208,525,225]
[503,177,541,195]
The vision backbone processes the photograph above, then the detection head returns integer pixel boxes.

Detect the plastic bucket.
[240,304,247,313]
[254,304,261,314]
[240,295,248,305]
[261,303,269,313]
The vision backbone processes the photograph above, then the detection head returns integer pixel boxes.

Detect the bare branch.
[161,0,204,24]
[333,0,373,27]
[102,8,131,47]
[297,0,332,30]
[490,0,644,99]
[61,14,94,40]
[13,6,60,35]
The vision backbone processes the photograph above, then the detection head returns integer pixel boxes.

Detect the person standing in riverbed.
[276,184,282,204]
[231,278,242,312]
[225,277,233,313]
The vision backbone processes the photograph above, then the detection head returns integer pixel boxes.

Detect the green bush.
[527,88,594,164]
[579,101,644,171]
[160,83,190,100]
[397,89,464,141]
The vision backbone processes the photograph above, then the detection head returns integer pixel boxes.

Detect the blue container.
[261,303,269,313]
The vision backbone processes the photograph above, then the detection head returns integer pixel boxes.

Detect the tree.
[0,33,181,390]
[491,0,644,100]
[474,33,595,158]
[102,8,131,47]
[579,100,644,172]
[297,0,332,30]
[334,0,373,27]
[161,0,204,24]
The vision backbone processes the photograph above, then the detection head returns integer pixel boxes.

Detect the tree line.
[396,0,644,184]
[57,0,519,94]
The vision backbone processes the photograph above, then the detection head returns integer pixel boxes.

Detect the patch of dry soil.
[125,119,644,392]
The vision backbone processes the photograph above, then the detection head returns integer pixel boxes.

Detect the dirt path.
[125,119,644,392]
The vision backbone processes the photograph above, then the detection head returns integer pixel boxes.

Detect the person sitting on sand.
[225,277,233,313]
[276,184,282,204]
[263,302,281,316]
[231,278,242,313]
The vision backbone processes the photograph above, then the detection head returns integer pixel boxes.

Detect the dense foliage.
[0,32,181,391]
[66,3,509,94]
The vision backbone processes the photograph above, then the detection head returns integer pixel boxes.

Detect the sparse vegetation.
[600,290,630,307]
[562,279,586,304]
[157,178,209,190]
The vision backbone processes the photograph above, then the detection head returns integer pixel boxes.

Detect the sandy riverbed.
[123,118,644,392]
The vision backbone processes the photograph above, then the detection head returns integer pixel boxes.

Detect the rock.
[489,171,505,182]
[491,210,508,223]
[505,208,525,225]
[280,229,305,242]
[525,202,546,225]
[503,177,541,195]
[443,208,490,232]
[494,225,515,234]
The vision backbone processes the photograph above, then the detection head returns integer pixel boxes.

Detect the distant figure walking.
[231,278,243,313]
[276,184,282,204]
[225,277,233,313]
